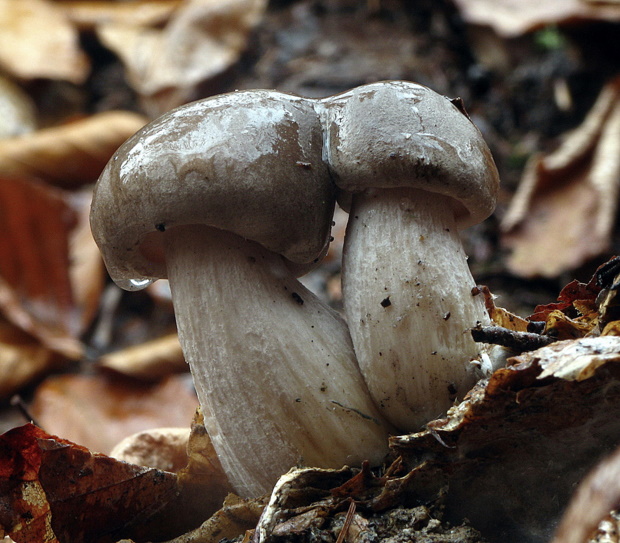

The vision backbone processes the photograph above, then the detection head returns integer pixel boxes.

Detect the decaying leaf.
[0,423,179,543]
[0,177,88,359]
[0,111,147,189]
[0,414,247,543]
[0,178,104,393]
[98,333,187,381]
[110,427,191,473]
[502,76,620,278]
[0,0,89,83]
[165,494,266,543]
[57,0,182,30]
[30,374,198,455]
[452,0,620,37]
[0,319,65,399]
[97,0,268,115]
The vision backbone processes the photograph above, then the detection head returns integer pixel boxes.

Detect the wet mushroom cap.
[320,80,499,227]
[90,90,333,288]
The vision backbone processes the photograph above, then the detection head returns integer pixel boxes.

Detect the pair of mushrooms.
[90,81,499,497]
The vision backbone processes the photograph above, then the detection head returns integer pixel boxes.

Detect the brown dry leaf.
[452,0,620,37]
[170,494,267,543]
[57,0,181,30]
[0,180,103,367]
[502,76,620,278]
[30,373,198,454]
[479,284,530,332]
[389,335,620,542]
[0,423,181,543]
[0,111,147,189]
[0,318,65,399]
[97,0,267,115]
[110,427,191,473]
[536,336,620,380]
[0,177,96,359]
[0,0,89,83]
[98,333,187,380]
[110,414,239,542]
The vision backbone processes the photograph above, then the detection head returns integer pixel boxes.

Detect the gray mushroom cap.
[319,80,499,228]
[90,90,334,290]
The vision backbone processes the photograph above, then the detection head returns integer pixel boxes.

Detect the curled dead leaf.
[0,177,85,359]
[57,0,182,30]
[0,111,147,189]
[30,373,198,455]
[0,423,179,543]
[97,0,268,115]
[0,319,66,399]
[0,0,89,83]
[0,179,104,367]
[98,333,187,381]
[452,0,620,37]
[502,77,620,278]
[110,427,191,473]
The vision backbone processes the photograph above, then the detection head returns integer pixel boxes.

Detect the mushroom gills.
[164,224,391,497]
[342,187,491,431]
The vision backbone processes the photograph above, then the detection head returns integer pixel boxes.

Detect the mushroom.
[319,81,500,431]
[90,90,391,498]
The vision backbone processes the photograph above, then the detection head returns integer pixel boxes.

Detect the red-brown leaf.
[0,423,179,543]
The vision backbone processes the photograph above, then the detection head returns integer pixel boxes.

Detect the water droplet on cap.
[115,277,154,291]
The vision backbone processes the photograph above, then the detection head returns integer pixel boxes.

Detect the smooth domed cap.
[319,81,499,229]
[90,90,334,290]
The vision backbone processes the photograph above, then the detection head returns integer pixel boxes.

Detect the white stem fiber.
[165,226,390,497]
[343,187,490,432]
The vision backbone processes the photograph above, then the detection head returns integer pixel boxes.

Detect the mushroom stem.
[165,225,390,497]
[342,187,490,431]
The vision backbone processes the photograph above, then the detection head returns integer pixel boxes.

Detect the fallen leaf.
[97,0,267,115]
[57,0,181,30]
[479,284,530,332]
[30,373,198,454]
[0,111,147,189]
[98,333,187,381]
[0,177,84,358]
[168,493,266,543]
[0,0,89,83]
[0,179,103,367]
[0,318,66,400]
[502,76,620,277]
[0,423,179,543]
[110,427,191,473]
[536,336,620,380]
[452,0,620,37]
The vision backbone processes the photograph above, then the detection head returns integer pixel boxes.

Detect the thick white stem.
[165,226,390,498]
[342,187,491,432]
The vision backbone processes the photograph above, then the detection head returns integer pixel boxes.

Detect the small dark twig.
[335,500,357,543]
[471,325,555,353]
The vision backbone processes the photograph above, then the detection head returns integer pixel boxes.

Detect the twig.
[336,500,357,543]
[471,325,555,352]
